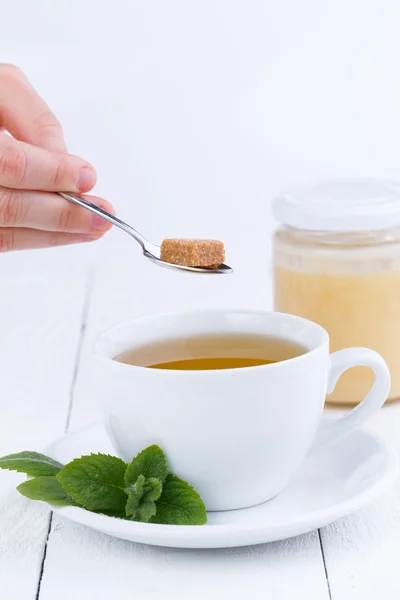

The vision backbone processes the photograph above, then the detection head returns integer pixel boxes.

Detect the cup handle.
[315,348,391,447]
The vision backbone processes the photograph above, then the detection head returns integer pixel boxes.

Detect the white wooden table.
[1,253,400,600]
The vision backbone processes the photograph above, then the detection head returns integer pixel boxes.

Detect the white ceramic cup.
[94,309,390,511]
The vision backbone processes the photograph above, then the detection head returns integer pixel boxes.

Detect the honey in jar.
[273,179,400,405]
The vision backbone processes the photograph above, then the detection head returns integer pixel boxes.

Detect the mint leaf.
[17,477,79,506]
[125,474,162,522]
[150,474,207,525]
[135,500,157,522]
[141,477,162,503]
[125,488,140,516]
[126,490,157,522]
[124,445,168,487]
[57,454,128,512]
[0,452,63,476]
[131,473,146,499]
[125,474,162,502]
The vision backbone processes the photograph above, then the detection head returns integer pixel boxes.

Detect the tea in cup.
[94,310,390,511]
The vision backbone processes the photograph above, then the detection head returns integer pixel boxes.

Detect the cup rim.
[94,309,329,376]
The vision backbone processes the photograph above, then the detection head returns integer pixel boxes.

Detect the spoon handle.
[59,192,147,249]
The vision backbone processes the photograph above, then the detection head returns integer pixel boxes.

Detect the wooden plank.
[40,524,329,600]
[319,403,400,599]
[38,259,330,600]
[0,268,89,600]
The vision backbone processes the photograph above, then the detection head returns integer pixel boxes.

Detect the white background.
[3,0,400,270]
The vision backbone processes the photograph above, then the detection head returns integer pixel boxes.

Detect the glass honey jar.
[273,179,400,405]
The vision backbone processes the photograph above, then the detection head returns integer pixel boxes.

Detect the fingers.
[0,64,67,152]
[0,188,113,233]
[0,64,110,253]
[0,65,97,195]
[0,227,104,252]
[0,133,97,192]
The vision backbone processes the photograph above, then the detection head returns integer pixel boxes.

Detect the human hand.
[0,64,114,252]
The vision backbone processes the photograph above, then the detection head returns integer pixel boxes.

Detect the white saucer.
[45,422,398,549]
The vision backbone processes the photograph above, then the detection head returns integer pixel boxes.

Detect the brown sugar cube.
[160,239,225,269]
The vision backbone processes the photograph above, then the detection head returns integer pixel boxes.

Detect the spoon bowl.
[59,192,233,274]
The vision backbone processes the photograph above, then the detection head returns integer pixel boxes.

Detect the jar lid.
[272,179,400,232]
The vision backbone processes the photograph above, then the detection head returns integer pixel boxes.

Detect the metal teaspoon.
[59,192,232,274]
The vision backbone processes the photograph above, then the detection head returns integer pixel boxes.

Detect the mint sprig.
[0,445,207,526]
